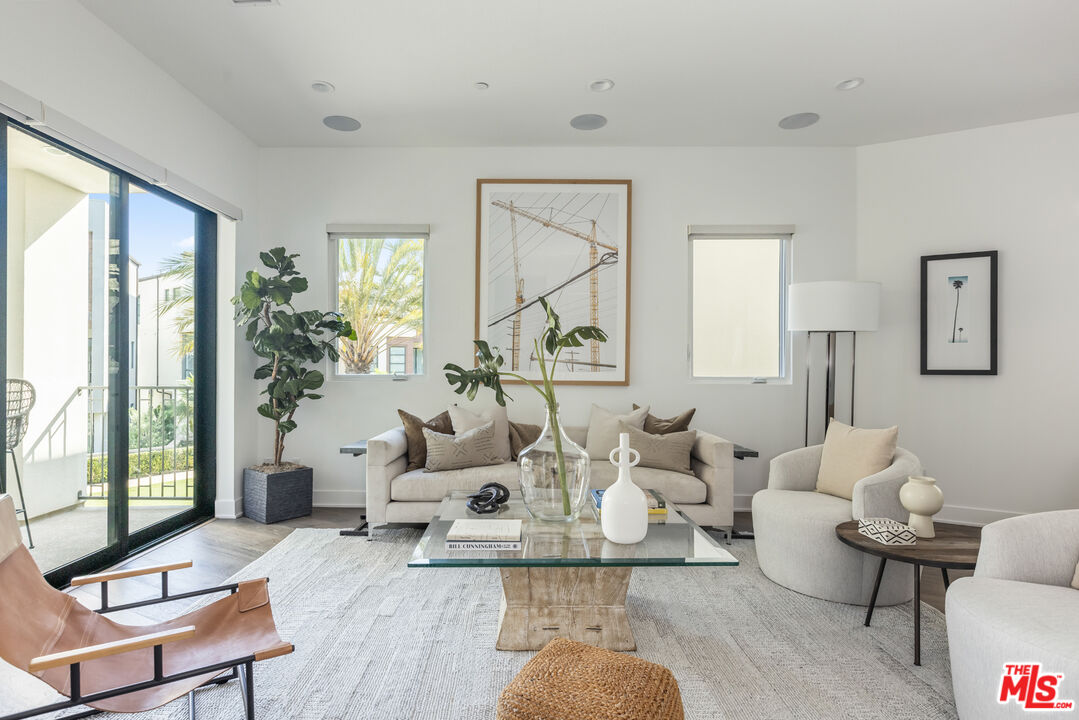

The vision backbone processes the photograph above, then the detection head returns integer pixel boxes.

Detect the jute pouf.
[497,638,684,720]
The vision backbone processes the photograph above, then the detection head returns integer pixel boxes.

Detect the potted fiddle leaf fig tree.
[233,247,355,523]
[444,298,607,521]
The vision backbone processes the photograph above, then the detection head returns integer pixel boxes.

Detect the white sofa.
[366,424,735,538]
[947,510,1079,720]
[751,444,922,605]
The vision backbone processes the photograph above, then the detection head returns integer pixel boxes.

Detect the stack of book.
[445,518,522,550]
[591,489,667,517]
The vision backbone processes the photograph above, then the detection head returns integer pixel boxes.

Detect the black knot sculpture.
[466,482,511,514]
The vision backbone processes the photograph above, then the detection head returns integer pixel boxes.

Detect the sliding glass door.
[0,116,216,586]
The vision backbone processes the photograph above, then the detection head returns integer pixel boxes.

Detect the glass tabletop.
[407,491,738,568]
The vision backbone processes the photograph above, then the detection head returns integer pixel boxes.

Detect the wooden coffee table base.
[496,567,635,651]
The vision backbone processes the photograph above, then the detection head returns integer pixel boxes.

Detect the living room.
[0,1,1077,719]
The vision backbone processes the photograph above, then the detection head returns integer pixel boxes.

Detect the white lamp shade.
[789,281,880,332]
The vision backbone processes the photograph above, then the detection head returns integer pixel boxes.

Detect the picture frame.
[920,250,998,375]
[475,179,632,386]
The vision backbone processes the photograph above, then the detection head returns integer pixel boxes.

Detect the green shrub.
[87,446,194,483]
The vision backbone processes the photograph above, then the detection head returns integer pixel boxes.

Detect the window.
[689,226,792,380]
[330,225,428,376]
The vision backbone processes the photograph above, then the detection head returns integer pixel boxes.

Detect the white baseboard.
[313,489,366,508]
[734,493,1016,527]
[215,497,243,519]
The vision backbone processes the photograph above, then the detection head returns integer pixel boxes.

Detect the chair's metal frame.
[0,566,274,720]
[3,380,35,548]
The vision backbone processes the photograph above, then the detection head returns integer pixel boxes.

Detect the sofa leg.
[723,526,733,545]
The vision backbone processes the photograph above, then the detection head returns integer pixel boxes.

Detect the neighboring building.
[136,273,192,388]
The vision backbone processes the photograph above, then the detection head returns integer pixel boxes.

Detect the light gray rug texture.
[2,528,958,719]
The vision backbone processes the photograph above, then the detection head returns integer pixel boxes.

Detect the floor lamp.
[789,281,880,446]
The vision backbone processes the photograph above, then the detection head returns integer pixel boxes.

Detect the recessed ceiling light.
[42,145,68,157]
[590,79,615,92]
[311,81,335,94]
[323,115,362,132]
[474,81,490,90]
[778,112,820,130]
[570,113,607,131]
[835,77,864,91]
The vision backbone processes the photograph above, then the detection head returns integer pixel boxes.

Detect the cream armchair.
[751,444,922,605]
[947,510,1079,720]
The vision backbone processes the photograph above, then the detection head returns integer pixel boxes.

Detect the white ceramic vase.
[600,433,648,544]
[899,475,944,538]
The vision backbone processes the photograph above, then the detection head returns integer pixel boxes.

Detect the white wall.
[257,146,858,509]
[0,0,261,516]
[856,113,1079,524]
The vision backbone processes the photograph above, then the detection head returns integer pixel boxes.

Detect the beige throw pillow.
[632,404,696,435]
[816,419,898,500]
[449,404,512,461]
[1072,561,1079,590]
[398,409,454,471]
[422,422,502,472]
[585,404,649,459]
[619,422,697,475]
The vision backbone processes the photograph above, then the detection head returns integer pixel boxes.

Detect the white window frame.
[328,223,430,381]
[687,225,793,384]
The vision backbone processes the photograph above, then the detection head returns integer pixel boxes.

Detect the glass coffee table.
[409,490,737,650]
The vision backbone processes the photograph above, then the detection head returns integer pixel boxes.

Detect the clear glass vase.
[517,404,590,522]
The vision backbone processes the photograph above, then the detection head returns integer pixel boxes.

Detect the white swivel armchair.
[752,444,922,605]
[947,510,1079,720]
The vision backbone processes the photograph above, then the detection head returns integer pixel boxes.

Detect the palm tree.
[158,251,194,358]
[950,278,964,343]
[337,238,424,374]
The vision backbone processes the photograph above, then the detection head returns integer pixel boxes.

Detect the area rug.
[20,529,959,719]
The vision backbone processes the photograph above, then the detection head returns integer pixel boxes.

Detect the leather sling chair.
[0,495,293,720]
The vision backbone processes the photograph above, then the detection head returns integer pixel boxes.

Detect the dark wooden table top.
[835,520,980,569]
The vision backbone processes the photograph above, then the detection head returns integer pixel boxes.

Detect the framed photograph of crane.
[475,179,632,386]
[920,250,998,375]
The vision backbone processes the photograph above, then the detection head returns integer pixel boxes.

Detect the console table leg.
[864,557,886,627]
[913,563,922,666]
[339,514,369,537]
[941,567,950,591]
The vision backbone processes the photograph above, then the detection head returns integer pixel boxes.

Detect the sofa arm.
[366,427,408,525]
[368,426,407,466]
[767,445,823,492]
[691,431,734,470]
[851,447,922,522]
[975,510,1079,587]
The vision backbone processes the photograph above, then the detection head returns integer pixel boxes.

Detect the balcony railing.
[27,385,195,503]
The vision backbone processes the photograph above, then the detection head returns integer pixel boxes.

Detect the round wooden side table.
[835,520,979,666]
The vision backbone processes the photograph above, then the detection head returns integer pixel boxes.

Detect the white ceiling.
[80,0,1079,148]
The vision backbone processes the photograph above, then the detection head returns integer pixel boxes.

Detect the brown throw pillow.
[509,421,543,460]
[816,419,898,501]
[620,422,697,475]
[633,404,696,435]
[398,409,453,471]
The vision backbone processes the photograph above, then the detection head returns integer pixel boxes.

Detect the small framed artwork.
[475,179,632,386]
[920,250,998,375]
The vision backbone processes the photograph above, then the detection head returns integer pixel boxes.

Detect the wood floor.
[70,508,979,619]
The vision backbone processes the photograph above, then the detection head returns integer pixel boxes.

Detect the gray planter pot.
[243,465,313,524]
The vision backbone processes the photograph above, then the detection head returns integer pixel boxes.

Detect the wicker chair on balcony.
[4,379,35,548]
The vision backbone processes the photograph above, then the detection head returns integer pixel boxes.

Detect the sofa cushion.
[398,409,453,471]
[753,488,853,528]
[584,404,649,459]
[422,423,503,472]
[449,404,512,461]
[588,464,706,505]
[391,463,520,501]
[816,419,897,500]
[619,422,696,475]
[633,403,696,434]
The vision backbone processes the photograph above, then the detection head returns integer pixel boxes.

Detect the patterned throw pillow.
[632,404,696,434]
[398,409,453,471]
[619,422,697,475]
[449,404,512,461]
[422,422,503,472]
